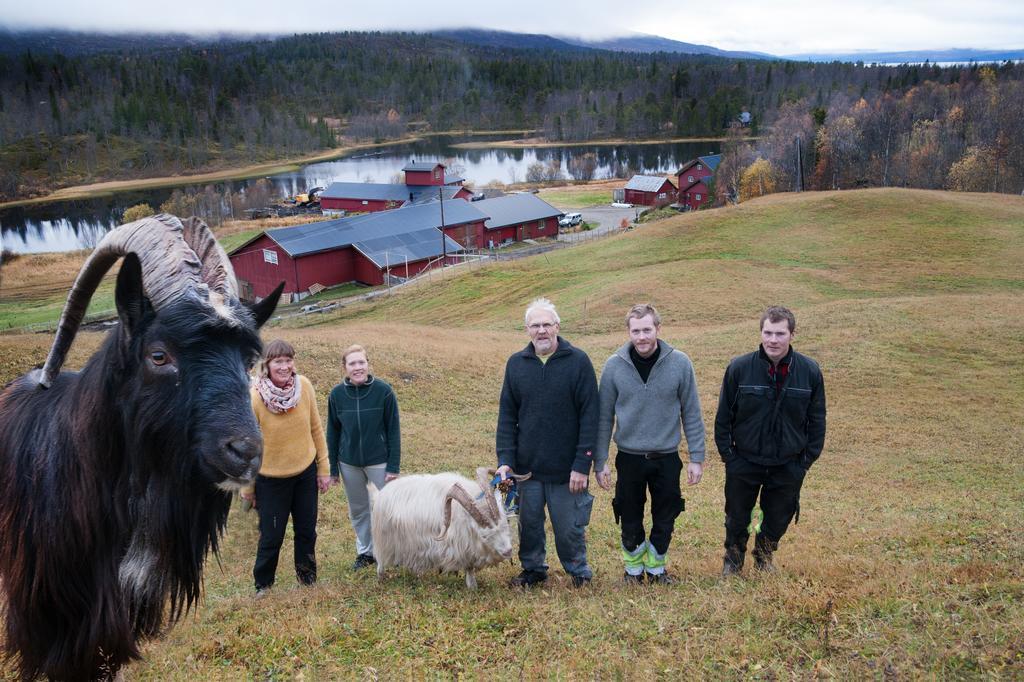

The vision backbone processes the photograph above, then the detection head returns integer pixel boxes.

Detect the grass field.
[1,188,1022,678]
[538,181,620,209]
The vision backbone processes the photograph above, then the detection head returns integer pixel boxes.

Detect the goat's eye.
[151,351,168,366]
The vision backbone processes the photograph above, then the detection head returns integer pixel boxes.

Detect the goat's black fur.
[0,255,282,680]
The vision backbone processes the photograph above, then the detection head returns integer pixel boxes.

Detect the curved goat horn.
[475,467,501,522]
[38,214,218,388]
[181,216,238,301]
[487,467,533,482]
[436,483,493,540]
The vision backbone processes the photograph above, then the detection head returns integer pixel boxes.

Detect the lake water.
[0,136,719,254]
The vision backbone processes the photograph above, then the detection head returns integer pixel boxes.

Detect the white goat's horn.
[436,483,493,540]
[475,467,501,522]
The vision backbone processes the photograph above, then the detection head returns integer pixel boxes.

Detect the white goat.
[369,468,528,588]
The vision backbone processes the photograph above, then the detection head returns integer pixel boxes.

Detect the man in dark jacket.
[496,297,599,588]
[714,306,826,575]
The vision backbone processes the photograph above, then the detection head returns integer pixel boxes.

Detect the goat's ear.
[248,282,285,329]
[115,253,150,335]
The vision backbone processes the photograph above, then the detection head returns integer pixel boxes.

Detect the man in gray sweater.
[595,303,706,584]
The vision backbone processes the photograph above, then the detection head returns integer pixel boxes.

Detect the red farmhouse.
[228,200,486,300]
[623,175,677,207]
[675,154,721,211]
[463,193,563,249]
[320,161,473,214]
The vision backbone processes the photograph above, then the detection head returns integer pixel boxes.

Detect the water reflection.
[1,137,719,253]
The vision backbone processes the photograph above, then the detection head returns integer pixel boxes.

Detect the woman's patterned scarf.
[254,373,301,414]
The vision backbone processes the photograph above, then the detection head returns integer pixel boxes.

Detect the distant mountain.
[429,28,771,59]
[0,28,266,56]
[428,29,585,52]
[783,48,1024,64]
[563,33,774,60]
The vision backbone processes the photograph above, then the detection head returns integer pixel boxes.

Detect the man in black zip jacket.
[714,306,826,575]
[496,297,599,588]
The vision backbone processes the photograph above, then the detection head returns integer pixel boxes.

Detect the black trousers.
[253,462,319,589]
[723,456,805,550]
[613,451,684,555]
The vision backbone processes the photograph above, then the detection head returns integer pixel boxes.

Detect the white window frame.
[696,194,702,201]
[263,249,278,265]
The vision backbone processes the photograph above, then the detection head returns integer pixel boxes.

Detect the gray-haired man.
[496,298,599,588]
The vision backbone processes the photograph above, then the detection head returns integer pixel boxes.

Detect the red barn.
[319,160,472,214]
[675,154,721,210]
[468,193,563,249]
[402,161,449,186]
[229,200,485,300]
[623,175,677,207]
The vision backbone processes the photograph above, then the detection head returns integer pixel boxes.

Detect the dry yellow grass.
[1,188,1022,678]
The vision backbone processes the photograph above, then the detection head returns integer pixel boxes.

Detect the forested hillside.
[1,31,1022,200]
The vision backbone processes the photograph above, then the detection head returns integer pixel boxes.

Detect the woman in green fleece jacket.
[327,344,401,570]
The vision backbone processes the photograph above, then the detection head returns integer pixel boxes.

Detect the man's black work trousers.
[254,462,319,590]
[613,451,684,555]
[723,456,805,550]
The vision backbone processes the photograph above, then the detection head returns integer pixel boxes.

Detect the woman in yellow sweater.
[241,340,331,597]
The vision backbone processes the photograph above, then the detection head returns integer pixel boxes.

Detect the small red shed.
[623,175,677,207]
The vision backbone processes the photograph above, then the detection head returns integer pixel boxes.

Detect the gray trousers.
[340,463,388,556]
[517,479,594,578]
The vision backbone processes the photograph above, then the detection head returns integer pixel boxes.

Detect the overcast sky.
[1,0,1021,54]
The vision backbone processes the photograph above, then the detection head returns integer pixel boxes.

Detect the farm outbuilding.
[676,154,721,211]
[468,193,563,249]
[319,161,472,214]
[623,175,677,207]
[228,200,483,300]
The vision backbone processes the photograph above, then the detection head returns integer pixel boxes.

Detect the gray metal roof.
[473,193,563,230]
[355,228,463,268]
[323,181,467,205]
[264,199,487,258]
[700,154,722,171]
[407,185,465,205]
[625,175,675,192]
[677,154,722,175]
[402,160,445,172]
[321,181,409,202]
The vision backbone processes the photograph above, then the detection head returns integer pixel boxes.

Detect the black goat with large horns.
[0,214,283,681]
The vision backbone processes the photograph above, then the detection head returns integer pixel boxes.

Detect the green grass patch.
[539,188,613,208]
[217,230,262,253]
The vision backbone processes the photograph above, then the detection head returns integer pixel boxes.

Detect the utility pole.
[439,186,446,266]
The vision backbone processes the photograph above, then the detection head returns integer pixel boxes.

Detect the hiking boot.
[508,570,547,588]
[352,553,376,570]
[646,572,676,585]
[570,574,592,588]
[721,544,745,577]
[623,571,645,585]
[753,535,779,573]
